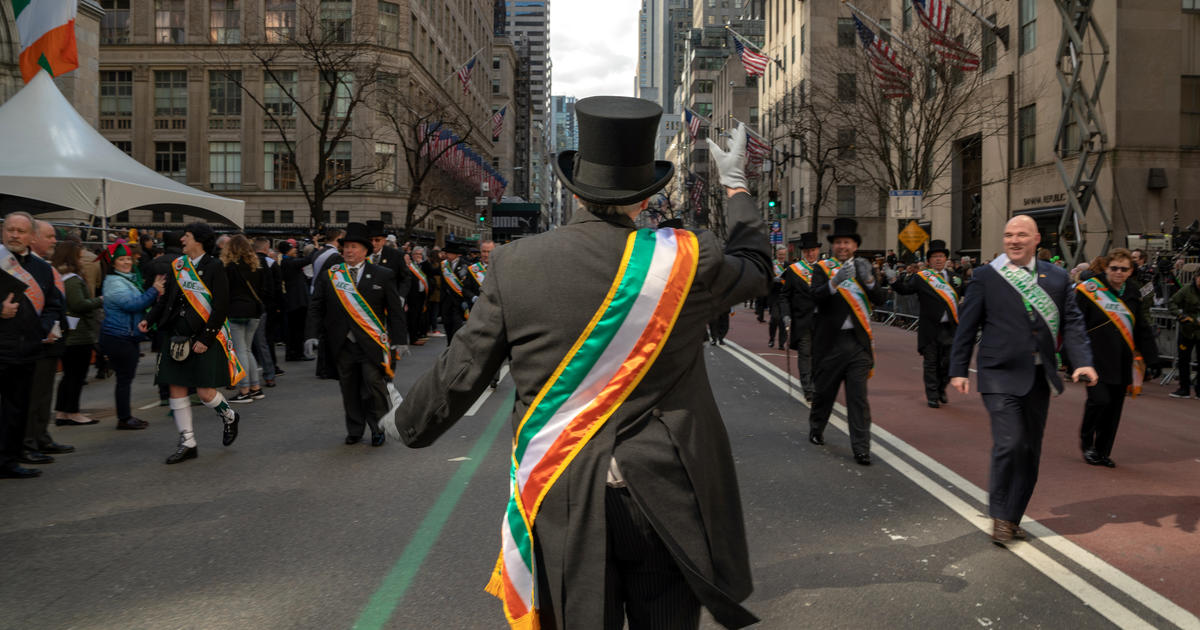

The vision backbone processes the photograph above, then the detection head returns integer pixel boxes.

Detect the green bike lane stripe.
[353,389,515,630]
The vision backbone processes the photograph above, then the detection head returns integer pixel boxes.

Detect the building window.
[837,129,856,159]
[493,56,501,70]
[800,24,805,54]
[492,78,501,94]
[152,210,166,223]
[378,1,399,47]
[262,210,276,223]
[327,141,352,185]
[749,106,758,127]
[155,0,185,43]
[99,70,133,130]
[837,18,855,47]
[695,102,712,117]
[694,80,714,94]
[798,187,805,217]
[264,142,298,190]
[320,0,352,43]
[1187,0,1200,11]
[1183,76,1200,147]
[280,210,294,223]
[209,70,241,127]
[375,142,396,191]
[837,73,856,103]
[154,70,187,128]
[1019,0,1036,55]
[209,142,241,190]
[210,0,240,43]
[320,72,353,120]
[155,141,187,183]
[111,140,133,155]
[903,0,912,30]
[980,14,998,72]
[1061,109,1081,156]
[335,210,350,223]
[100,0,130,44]
[264,0,295,42]
[264,70,297,127]
[1018,104,1036,167]
[381,211,393,224]
[837,185,856,217]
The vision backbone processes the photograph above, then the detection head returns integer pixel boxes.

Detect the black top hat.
[340,222,372,249]
[928,239,950,257]
[365,220,386,238]
[552,96,675,206]
[658,218,684,229]
[443,240,469,255]
[797,232,820,250]
[826,218,862,245]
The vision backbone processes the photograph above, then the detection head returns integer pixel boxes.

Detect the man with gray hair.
[23,220,74,464]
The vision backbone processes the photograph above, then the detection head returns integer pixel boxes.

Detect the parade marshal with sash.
[949,215,1095,545]
[892,239,964,407]
[781,231,821,402]
[306,223,407,447]
[384,97,769,629]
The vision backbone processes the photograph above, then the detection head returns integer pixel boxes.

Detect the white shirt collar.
[190,253,205,265]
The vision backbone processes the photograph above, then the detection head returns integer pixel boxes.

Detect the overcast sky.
[549,1,642,99]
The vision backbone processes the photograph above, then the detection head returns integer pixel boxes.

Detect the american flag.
[734,39,770,78]
[491,106,507,140]
[684,108,701,140]
[745,129,771,170]
[853,15,913,99]
[457,57,477,94]
[690,174,705,210]
[913,0,980,71]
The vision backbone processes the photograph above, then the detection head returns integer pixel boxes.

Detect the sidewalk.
[725,306,1200,617]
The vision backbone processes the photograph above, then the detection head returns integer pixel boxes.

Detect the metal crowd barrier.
[1148,307,1190,386]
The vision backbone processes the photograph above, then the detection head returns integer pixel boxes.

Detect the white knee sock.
[170,398,196,447]
[203,392,237,423]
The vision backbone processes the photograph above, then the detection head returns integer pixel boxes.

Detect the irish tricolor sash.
[407,259,428,293]
[484,228,699,629]
[990,254,1059,337]
[773,260,785,279]
[818,259,875,375]
[1075,278,1134,352]
[328,264,393,378]
[172,257,246,384]
[469,262,487,286]
[918,269,959,323]
[52,268,65,296]
[789,260,813,285]
[442,260,464,297]
[0,246,45,314]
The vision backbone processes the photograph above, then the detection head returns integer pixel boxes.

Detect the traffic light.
[767,190,779,210]
[477,213,487,223]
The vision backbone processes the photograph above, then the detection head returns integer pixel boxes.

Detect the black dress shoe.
[55,417,99,426]
[371,433,385,447]
[165,444,198,464]
[116,418,149,430]
[1083,449,1104,466]
[808,431,824,446]
[854,452,873,466]
[939,394,949,404]
[19,450,54,465]
[767,340,774,348]
[274,368,286,376]
[927,399,940,408]
[222,412,240,446]
[38,441,75,454]
[1101,457,1116,468]
[0,465,42,479]
[345,435,362,445]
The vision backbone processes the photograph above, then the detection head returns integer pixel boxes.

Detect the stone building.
[1,0,104,124]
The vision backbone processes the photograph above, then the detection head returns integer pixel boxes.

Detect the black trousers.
[767,299,786,344]
[443,304,466,346]
[754,296,766,321]
[334,340,390,438]
[708,312,729,342]
[0,363,34,469]
[285,306,307,360]
[603,487,701,630]
[407,293,427,342]
[23,356,57,450]
[808,331,873,455]
[1178,336,1198,395]
[982,367,1051,523]
[920,323,955,401]
[792,325,813,396]
[55,344,93,413]
[1080,382,1127,458]
[99,334,141,422]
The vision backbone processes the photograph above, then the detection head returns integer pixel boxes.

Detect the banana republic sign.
[1021,191,1067,207]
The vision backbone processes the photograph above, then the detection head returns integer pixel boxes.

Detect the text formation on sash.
[328,263,393,378]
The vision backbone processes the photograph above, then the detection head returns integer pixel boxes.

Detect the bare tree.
[783,83,849,233]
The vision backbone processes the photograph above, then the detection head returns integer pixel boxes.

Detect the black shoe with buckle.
[222,412,240,446]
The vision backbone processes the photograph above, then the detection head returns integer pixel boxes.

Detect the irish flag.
[11,0,78,83]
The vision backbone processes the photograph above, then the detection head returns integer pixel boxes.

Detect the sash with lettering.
[0,247,45,313]
[172,257,246,384]
[989,254,1059,338]
[469,262,487,286]
[328,263,393,378]
[442,259,469,319]
[817,258,875,375]
[917,269,959,323]
[788,260,813,286]
[484,228,699,629]
[1076,277,1145,396]
[407,258,428,294]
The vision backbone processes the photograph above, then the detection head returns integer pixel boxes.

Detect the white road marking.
[719,339,1200,630]
[465,365,510,417]
[138,400,161,410]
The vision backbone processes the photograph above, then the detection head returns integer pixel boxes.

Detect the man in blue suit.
[949,215,1096,545]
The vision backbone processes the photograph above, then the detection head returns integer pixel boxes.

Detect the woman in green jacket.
[52,241,105,426]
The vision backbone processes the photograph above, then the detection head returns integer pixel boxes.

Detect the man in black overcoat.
[278,241,310,361]
[892,239,964,407]
[305,223,407,446]
[384,98,768,629]
[438,241,476,345]
[781,231,820,402]
[366,220,412,302]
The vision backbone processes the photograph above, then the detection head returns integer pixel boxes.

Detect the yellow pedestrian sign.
[898,220,929,253]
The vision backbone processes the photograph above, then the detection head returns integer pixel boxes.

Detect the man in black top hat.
[892,239,964,407]
[305,223,407,446]
[366,220,411,302]
[438,240,476,345]
[807,218,887,465]
[781,232,821,402]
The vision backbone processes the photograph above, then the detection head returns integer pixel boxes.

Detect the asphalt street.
[0,338,1144,629]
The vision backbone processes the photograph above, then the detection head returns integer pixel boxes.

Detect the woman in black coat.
[222,234,267,404]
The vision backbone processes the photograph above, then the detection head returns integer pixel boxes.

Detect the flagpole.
[684,106,713,127]
[951,0,1009,47]
[443,46,487,85]
[725,25,784,68]
[840,1,918,55]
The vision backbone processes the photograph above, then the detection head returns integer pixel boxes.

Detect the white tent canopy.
[0,72,244,227]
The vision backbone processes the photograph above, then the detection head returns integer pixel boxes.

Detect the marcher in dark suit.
[438,241,476,345]
[305,223,407,446]
[806,218,887,465]
[949,215,1096,544]
[766,246,788,348]
[23,220,74,464]
[0,212,64,479]
[1074,249,1158,467]
[308,229,344,379]
[384,99,767,629]
[146,223,243,465]
[279,241,310,361]
[404,246,432,345]
[892,239,964,408]
[781,232,820,402]
[366,220,412,301]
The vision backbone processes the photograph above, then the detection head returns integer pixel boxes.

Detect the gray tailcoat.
[394,192,770,629]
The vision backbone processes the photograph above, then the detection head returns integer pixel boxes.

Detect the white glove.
[853,258,875,285]
[706,122,749,190]
[832,264,854,286]
[304,338,319,359]
[380,383,404,441]
[390,345,408,359]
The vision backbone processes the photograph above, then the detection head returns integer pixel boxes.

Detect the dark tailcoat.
[1074,274,1158,385]
[305,262,407,361]
[892,268,963,349]
[281,256,311,311]
[809,262,888,359]
[780,263,816,348]
[370,245,413,302]
[394,193,770,629]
